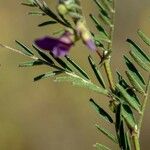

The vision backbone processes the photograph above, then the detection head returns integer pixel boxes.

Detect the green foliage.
[2,0,150,150]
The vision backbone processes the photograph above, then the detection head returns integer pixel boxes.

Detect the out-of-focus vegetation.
[0,0,150,149]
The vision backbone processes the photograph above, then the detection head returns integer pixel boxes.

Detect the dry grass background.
[0,0,150,150]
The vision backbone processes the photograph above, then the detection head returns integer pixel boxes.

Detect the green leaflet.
[15,40,34,56]
[34,70,63,81]
[115,104,122,133]
[116,84,141,113]
[38,20,58,27]
[118,121,126,150]
[95,124,118,143]
[127,39,150,72]
[101,0,113,13]
[125,132,132,150]
[124,56,145,85]
[94,34,111,44]
[93,0,109,14]
[88,55,106,88]
[65,56,90,80]
[138,29,150,46]
[21,0,36,7]
[28,11,45,15]
[126,70,145,94]
[99,9,112,27]
[89,14,109,42]
[55,73,109,95]
[90,99,113,123]
[94,143,111,150]
[124,56,145,93]
[19,60,44,67]
[116,72,141,105]
[122,104,136,130]
[115,105,131,150]
[50,53,72,72]
[33,45,54,64]
[34,0,69,27]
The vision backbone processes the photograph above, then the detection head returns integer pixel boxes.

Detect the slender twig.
[0,43,38,60]
[138,75,150,133]
[0,43,65,71]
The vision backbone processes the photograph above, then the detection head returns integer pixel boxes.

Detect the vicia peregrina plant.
[1,0,150,150]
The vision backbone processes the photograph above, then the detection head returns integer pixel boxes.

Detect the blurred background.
[0,0,150,149]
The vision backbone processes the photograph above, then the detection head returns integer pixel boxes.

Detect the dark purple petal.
[35,36,60,51]
[34,36,73,57]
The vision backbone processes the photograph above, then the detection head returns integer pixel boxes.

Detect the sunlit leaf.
[55,73,109,95]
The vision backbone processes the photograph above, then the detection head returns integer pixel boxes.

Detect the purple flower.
[34,31,75,57]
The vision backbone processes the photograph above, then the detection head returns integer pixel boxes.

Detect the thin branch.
[0,43,38,60]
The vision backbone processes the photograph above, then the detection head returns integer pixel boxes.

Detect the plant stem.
[103,0,115,90]
[138,75,150,134]
[132,75,150,150]
[132,132,141,150]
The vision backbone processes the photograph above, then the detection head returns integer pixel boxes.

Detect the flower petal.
[34,36,72,57]
[34,36,60,51]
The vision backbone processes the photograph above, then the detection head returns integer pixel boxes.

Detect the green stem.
[132,133,141,150]
[138,75,150,134]
[104,0,115,90]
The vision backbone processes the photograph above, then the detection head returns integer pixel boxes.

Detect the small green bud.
[57,4,68,15]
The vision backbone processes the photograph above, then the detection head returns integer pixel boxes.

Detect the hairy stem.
[103,0,115,90]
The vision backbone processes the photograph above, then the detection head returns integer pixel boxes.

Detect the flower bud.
[57,4,68,15]
[76,20,96,51]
